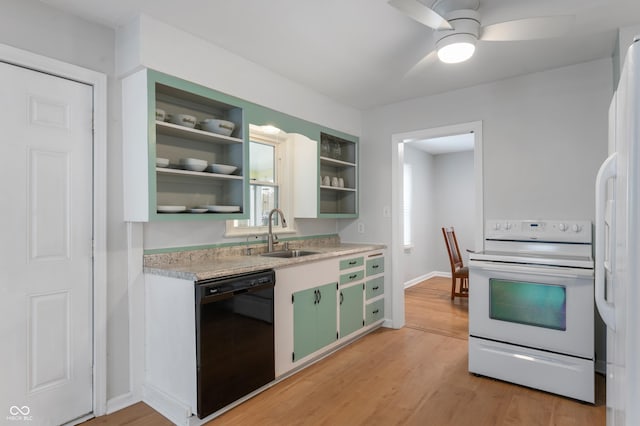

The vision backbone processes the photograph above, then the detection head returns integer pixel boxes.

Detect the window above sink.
[225,124,297,237]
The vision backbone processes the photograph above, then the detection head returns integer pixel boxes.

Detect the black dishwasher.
[195,269,275,419]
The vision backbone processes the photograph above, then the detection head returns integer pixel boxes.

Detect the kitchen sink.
[260,249,319,258]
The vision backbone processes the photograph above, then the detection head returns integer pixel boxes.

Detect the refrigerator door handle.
[595,152,617,330]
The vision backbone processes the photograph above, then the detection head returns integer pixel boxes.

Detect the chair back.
[442,227,464,271]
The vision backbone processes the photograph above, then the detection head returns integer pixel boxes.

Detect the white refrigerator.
[595,37,640,426]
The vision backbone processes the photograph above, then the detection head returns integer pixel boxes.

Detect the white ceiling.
[39,0,640,109]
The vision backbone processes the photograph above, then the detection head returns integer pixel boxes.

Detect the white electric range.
[468,219,595,403]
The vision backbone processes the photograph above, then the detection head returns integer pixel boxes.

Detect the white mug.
[331,177,339,187]
[323,176,331,186]
[338,177,344,188]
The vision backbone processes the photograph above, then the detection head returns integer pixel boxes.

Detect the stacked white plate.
[206,164,237,174]
[204,205,240,213]
[157,205,186,213]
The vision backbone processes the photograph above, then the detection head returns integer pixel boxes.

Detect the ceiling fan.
[389,0,575,65]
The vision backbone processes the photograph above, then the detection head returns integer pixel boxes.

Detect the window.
[226,125,293,236]
[403,163,413,248]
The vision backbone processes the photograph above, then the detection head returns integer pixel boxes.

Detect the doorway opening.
[390,121,483,328]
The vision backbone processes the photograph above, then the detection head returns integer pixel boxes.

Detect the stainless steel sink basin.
[260,250,319,258]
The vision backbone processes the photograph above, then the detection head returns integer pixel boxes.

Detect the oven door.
[469,260,594,358]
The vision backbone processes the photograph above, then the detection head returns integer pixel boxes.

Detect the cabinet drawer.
[366,256,385,276]
[340,269,364,285]
[365,277,384,300]
[365,299,384,325]
[339,256,364,270]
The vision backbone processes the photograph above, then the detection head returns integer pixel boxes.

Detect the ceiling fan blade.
[405,50,438,78]
[388,0,452,30]
[480,15,574,41]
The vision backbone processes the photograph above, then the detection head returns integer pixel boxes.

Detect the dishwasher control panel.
[196,269,276,301]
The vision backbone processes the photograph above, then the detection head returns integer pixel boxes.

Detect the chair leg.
[451,276,456,300]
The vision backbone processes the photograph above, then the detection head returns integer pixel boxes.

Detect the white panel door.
[0,62,93,425]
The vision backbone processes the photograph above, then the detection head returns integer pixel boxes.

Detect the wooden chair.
[442,227,469,300]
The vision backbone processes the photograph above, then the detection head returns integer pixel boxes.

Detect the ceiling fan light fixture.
[436,33,476,63]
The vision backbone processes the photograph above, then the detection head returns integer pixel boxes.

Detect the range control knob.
[504,222,512,230]
[558,223,568,232]
[572,224,582,232]
[493,222,501,230]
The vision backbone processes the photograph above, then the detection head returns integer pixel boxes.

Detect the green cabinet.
[293,282,337,361]
[364,252,385,327]
[340,285,364,338]
[366,256,385,276]
[366,276,384,300]
[366,299,385,325]
[293,131,359,219]
[339,256,364,270]
[319,132,358,217]
[340,269,365,285]
[122,68,248,222]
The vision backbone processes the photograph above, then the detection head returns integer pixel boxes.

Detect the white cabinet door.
[291,133,319,218]
[0,62,93,424]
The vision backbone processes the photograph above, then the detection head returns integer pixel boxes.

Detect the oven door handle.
[594,152,617,331]
[470,261,593,279]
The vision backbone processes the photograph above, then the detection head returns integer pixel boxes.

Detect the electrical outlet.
[357,222,365,233]
[383,206,391,217]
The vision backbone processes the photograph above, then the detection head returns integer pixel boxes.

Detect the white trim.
[403,271,449,289]
[143,383,192,426]
[0,43,109,417]
[127,222,146,407]
[402,162,413,247]
[391,121,483,329]
[106,392,139,415]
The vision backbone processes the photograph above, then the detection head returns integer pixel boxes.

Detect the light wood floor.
[84,277,605,425]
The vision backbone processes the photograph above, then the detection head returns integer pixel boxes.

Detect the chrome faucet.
[267,208,288,252]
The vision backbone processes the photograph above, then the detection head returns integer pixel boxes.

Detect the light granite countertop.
[144,242,386,282]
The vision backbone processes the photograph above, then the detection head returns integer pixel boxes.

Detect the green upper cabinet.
[318,132,358,217]
[122,68,359,221]
[122,69,249,221]
[292,131,359,219]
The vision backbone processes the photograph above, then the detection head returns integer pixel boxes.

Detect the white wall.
[120,16,361,137]
[118,15,363,250]
[345,58,612,244]
[433,150,475,271]
[340,57,613,327]
[0,0,135,403]
[0,0,113,73]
